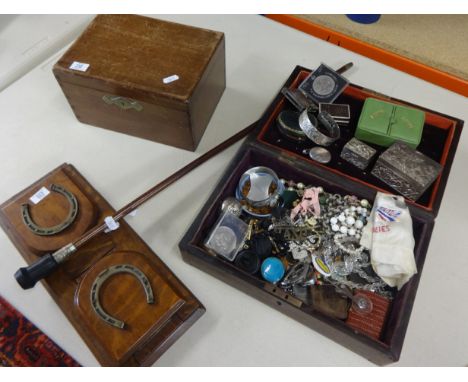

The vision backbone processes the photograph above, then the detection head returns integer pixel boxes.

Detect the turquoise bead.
[261,257,285,283]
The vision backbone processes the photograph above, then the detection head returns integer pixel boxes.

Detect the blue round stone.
[261,257,285,283]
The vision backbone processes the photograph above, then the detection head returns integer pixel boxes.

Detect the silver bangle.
[299,110,340,146]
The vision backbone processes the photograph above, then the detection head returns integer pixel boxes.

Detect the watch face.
[298,63,349,104]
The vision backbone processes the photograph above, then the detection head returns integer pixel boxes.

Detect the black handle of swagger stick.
[14,253,59,289]
[14,244,75,289]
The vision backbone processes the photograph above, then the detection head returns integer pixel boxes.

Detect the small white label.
[163,74,179,84]
[30,187,50,205]
[69,61,90,72]
[104,216,120,232]
[129,210,138,217]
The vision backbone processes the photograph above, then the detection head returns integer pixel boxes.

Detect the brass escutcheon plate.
[102,95,143,111]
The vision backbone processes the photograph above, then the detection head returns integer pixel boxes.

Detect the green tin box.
[355,98,425,149]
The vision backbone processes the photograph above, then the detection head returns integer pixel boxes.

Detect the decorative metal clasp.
[102,95,143,112]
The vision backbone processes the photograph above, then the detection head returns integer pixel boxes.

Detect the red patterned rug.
[0,295,80,366]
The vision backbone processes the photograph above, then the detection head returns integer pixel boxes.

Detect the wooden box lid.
[53,15,224,104]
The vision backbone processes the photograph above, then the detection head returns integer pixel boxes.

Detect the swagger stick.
[14,123,256,289]
[15,62,353,289]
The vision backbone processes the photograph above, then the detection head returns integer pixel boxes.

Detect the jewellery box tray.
[179,66,463,364]
[0,163,204,366]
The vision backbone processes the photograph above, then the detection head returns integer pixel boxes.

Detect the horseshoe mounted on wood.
[21,184,79,236]
[90,264,154,329]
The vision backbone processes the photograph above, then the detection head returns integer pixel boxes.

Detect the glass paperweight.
[235,166,284,217]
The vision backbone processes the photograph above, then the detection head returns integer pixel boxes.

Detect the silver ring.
[299,110,340,146]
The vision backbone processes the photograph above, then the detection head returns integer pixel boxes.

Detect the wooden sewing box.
[179,65,464,364]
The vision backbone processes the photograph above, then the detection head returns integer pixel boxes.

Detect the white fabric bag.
[360,192,417,290]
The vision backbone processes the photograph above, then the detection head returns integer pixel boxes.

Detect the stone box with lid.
[179,65,463,364]
[53,14,226,151]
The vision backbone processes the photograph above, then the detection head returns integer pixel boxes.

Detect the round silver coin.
[312,75,335,96]
[210,226,237,257]
[309,146,332,163]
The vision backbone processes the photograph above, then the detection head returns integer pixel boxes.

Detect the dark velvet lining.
[192,147,428,347]
[258,91,449,208]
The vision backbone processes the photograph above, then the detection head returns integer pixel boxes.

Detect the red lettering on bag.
[373,225,390,233]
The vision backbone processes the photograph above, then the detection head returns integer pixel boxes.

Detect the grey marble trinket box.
[371,141,443,201]
[340,137,377,170]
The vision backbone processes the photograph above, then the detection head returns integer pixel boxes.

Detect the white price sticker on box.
[163,74,179,84]
[69,61,90,72]
[29,187,50,205]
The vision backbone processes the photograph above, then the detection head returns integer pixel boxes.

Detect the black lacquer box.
[179,66,463,364]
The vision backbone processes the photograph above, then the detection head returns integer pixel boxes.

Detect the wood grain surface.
[0,163,204,366]
[346,290,391,340]
[52,14,226,151]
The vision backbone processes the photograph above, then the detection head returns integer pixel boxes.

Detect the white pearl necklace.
[329,198,370,238]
